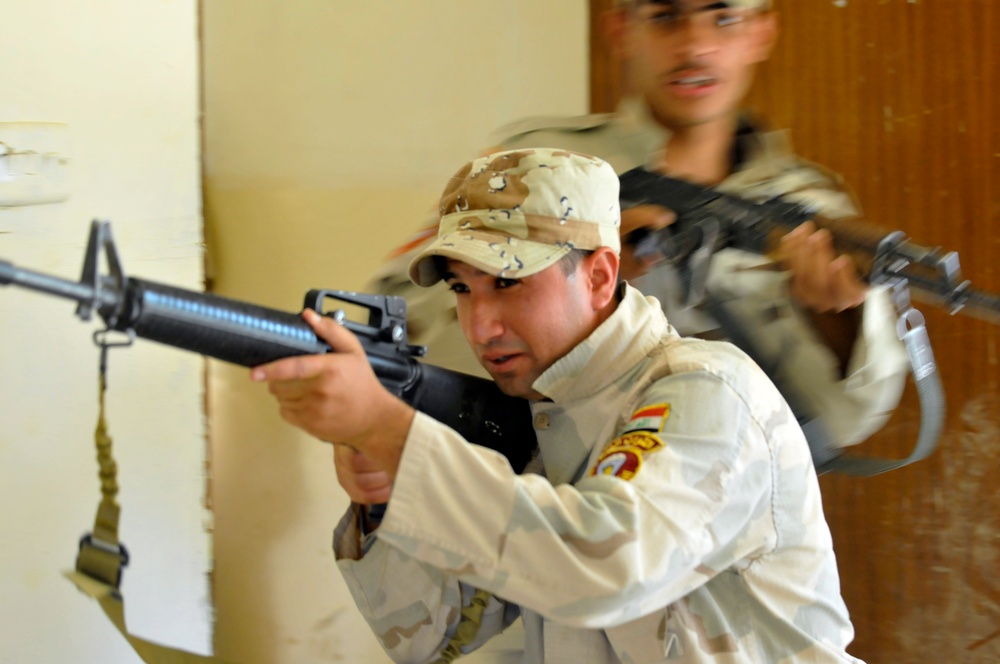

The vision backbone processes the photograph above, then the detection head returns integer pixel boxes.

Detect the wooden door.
[589,1,1000,660]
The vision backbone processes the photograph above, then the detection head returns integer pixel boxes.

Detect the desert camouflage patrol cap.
[409,148,621,287]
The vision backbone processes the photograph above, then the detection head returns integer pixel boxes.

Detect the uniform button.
[533,413,550,430]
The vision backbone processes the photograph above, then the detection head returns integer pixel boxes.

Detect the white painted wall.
[0,1,208,662]
[202,2,588,662]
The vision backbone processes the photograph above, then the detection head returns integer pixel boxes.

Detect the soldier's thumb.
[303,308,364,355]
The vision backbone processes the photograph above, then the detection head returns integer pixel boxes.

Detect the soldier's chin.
[489,373,531,399]
[501,379,547,402]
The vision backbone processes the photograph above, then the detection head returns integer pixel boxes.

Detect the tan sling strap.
[432,588,495,663]
[65,334,232,663]
[74,348,128,588]
[64,570,225,664]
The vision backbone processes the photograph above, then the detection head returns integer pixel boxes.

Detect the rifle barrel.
[0,259,119,310]
[1,257,415,383]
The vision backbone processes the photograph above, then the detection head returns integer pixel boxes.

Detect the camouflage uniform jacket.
[334,285,863,663]
[370,98,908,450]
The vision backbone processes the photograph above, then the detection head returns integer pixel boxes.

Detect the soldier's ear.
[600,7,631,62]
[746,10,780,65]
[583,248,620,311]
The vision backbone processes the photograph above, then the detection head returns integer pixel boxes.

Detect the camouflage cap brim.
[409,229,573,287]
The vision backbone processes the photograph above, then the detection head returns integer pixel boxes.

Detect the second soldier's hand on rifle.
[619,205,677,282]
[778,221,867,375]
[250,308,415,486]
[778,221,867,313]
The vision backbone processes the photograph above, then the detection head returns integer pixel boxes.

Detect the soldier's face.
[623,1,777,131]
[444,258,597,400]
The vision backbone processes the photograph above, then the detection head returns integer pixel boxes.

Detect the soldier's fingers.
[620,205,676,236]
[619,246,666,282]
[786,238,822,301]
[333,445,392,503]
[250,353,329,383]
[791,226,835,274]
[781,221,815,245]
[344,447,385,473]
[828,256,867,311]
[265,379,308,402]
[776,221,811,268]
[361,486,393,505]
[353,469,393,493]
[807,228,837,264]
[302,309,365,355]
[804,230,839,297]
[333,442,358,466]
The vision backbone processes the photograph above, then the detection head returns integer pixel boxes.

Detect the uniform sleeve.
[754,167,910,448]
[827,283,910,445]
[333,504,518,663]
[669,159,911,448]
[374,368,787,631]
[670,247,909,449]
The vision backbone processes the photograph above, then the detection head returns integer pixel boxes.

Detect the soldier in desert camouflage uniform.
[253,148,864,663]
[370,0,908,454]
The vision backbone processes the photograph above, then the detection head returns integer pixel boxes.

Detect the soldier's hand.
[619,205,676,282]
[334,444,393,505]
[778,221,867,313]
[251,309,414,479]
[778,222,866,376]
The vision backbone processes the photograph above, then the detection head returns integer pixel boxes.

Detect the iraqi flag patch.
[623,403,670,433]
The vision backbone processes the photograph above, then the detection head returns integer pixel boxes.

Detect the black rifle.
[619,166,1000,476]
[619,166,1000,321]
[0,220,537,473]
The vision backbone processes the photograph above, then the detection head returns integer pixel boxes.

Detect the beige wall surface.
[202,1,587,662]
[0,1,208,662]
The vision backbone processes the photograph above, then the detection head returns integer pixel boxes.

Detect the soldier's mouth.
[672,75,715,87]
[482,352,524,371]
[666,72,720,98]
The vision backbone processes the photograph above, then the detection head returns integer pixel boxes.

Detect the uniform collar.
[532,284,670,403]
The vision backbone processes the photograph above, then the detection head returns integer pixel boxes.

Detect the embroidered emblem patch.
[591,431,665,481]
[623,403,671,433]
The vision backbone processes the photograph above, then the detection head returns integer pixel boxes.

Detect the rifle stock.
[0,220,537,473]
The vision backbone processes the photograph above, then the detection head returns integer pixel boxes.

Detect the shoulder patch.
[591,431,665,481]
[623,403,670,433]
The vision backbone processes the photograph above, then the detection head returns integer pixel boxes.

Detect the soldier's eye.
[496,278,520,289]
[646,9,681,26]
[715,11,746,28]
